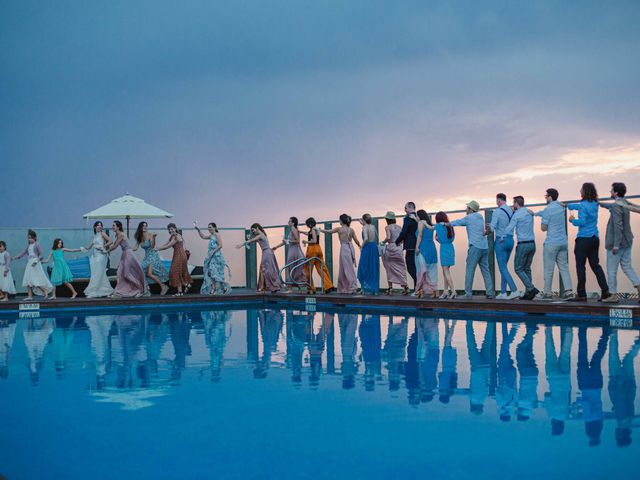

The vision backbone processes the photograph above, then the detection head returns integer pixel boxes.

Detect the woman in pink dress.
[381,211,409,295]
[106,221,148,298]
[237,223,281,293]
[320,214,361,294]
[157,223,193,296]
[272,217,306,292]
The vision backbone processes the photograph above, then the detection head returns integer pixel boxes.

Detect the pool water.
[1,305,639,479]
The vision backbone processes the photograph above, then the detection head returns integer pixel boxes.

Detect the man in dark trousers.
[395,201,418,289]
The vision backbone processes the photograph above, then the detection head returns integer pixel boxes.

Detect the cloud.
[484,144,640,184]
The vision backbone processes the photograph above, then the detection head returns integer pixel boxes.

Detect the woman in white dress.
[0,241,17,301]
[13,229,52,300]
[82,221,114,298]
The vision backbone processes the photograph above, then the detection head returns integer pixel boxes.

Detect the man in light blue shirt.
[450,200,494,299]
[504,196,538,300]
[532,188,574,299]
[490,193,518,299]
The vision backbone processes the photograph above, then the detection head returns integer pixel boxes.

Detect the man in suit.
[601,182,640,297]
[395,201,418,288]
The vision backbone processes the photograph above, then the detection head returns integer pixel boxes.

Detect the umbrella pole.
[127,216,130,237]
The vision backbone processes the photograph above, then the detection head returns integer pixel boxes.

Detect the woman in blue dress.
[196,221,231,295]
[415,210,438,298]
[42,238,81,299]
[133,222,169,295]
[434,211,456,299]
[357,214,380,294]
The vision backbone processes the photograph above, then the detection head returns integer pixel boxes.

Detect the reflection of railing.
[279,256,324,291]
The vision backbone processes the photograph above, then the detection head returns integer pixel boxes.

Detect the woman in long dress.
[320,214,361,294]
[13,229,52,300]
[272,217,307,292]
[380,211,409,295]
[106,220,148,298]
[83,221,114,298]
[157,223,192,296]
[415,210,438,298]
[195,221,231,295]
[357,214,380,295]
[0,241,16,301]
[42,238,81,299]
[133,221,169,295]
[301,218,335,294]
[237,223,281,293]
[434,211,456,299]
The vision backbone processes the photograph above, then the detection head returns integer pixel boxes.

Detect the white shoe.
[439,289,451,299]
[496,293,507,300]
[506,292,521,300]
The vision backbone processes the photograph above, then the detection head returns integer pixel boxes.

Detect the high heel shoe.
[385,288,392,295]
[439,289,450,299]
[402,286,410,296]
[449,291,457,300]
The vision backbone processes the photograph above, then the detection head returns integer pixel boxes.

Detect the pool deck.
[1,289,638,324]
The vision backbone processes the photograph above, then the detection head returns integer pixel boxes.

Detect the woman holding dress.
[157,223,192,296]
[195,221,231,295]
[133,221,169,295]
[434,211,456,299]
[42,239,81,299]
[82,221,114,298]
[272,217,307,292]
[106,221,148,298]
[320,214,361,294]
[415,210,438,299]
[0,241,16,301]
[357,214,380,295]
[380,211,409,295]
[237,223,281,293]
[13,230,52,300]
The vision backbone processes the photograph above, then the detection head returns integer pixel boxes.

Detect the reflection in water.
[2,307,640,448]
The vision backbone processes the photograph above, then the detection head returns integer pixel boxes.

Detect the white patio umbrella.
[83,194,174,236]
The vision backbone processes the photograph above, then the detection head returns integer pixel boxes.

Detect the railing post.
[245,228,257,290]
[485,209,496,292]
[284,225,291,262]
[324,222,334,282]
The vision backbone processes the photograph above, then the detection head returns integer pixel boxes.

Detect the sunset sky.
[2,1,639,228]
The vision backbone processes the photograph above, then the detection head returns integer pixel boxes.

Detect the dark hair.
[612,182,627,197]
[546,188,559,201]
[339,214,351,226]
[289,217,299,228]
[496,193,507,202]
[581,182,598,202]
[52,238,63,250]
[208,222,218,232]
[305,217,316,228]
[167,223,177,232]
[406,202,416,210]
[250,223,266,235]
[435,211,453,239]
[0,241,6,249]
[362,213,372,225]
[27,229,37,240]
[385,217,396,225]
[113,220,123,232]
[416,209,432,226]
[93,221,103,234]
[134,221,147,244]
[513,196,525,207]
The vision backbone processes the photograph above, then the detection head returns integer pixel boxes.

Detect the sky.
[2,0,640,229]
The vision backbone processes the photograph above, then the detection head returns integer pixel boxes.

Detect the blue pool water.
[1,305,639,479]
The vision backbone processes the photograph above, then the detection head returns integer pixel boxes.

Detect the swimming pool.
[1,305,639,479]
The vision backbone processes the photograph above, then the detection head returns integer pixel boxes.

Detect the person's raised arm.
[503,215,517,236]
[106,234,124,252]
[101,232,113,250]
[620,201,640,214]
[42,252,53,264]
[156,235,177,252]
[395,217,410,246]
[194,224,210,240]
[62,247,81,253]
[236,233,262,249]
[13,244,29,260]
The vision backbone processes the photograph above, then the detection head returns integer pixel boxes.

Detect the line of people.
[0,220,231,301]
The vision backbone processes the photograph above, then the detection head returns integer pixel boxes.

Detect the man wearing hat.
[449,200,495,298]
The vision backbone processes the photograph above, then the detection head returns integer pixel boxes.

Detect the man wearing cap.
[449,200,495,299]
[395,201,418,289]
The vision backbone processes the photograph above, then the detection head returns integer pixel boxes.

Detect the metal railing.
[278,256,325,291]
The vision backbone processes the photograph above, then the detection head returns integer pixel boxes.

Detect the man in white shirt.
[450,200,495,299]
[504,196,539,300]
